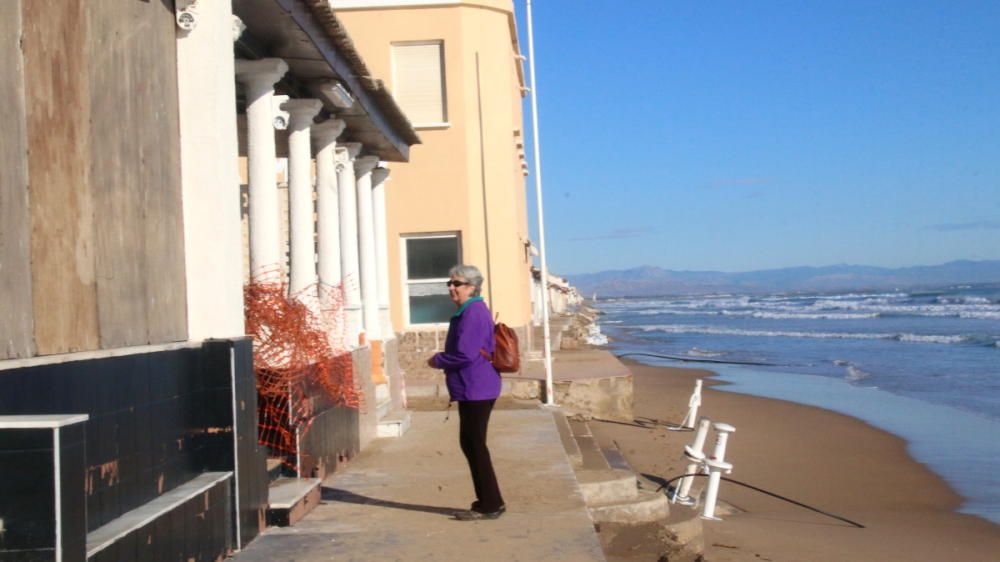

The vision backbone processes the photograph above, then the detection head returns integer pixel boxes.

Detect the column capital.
[354,155,379,176]
[280,98,323,130]
[371,166,390,186]
[312,119,346,148]
[235,58,288,88]
[335,142,363,164]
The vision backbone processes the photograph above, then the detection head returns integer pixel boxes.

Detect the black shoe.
[454,504,506,521]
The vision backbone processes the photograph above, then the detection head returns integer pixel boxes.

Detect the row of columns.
[235,58,394,346]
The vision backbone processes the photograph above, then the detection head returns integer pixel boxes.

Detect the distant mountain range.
[568,260,1000,297]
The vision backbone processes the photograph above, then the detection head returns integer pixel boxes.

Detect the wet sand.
[590,360,1000,561]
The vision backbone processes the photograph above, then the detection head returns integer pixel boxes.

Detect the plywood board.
[22,0,100,355]
[139,0,188,344]
[88,0,149,348]
[0,0,36,359]
[87,0,188,347]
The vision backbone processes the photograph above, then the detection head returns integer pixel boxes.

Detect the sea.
[593,283,1000,524]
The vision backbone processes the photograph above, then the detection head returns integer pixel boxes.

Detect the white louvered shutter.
[391,42,446,125]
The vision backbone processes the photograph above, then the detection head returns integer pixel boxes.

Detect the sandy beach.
[590,360,1000,561]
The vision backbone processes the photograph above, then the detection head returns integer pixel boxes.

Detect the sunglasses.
[446,280,472,288]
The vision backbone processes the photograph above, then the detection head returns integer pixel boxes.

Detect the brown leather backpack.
[480,315,520,373]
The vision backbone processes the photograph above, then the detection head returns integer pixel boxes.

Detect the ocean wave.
[897,334,967,344]
[747,311,881,320]
[809,301,1000,318]
[958,311,1000,320]
[845,365,873,381]
[687,347,726,357]
[937,296,993,305]
[601,320,624,324]
[637,324,972,344]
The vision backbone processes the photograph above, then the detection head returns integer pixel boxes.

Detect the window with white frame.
[391,41,447,126]
[403,233,461,325]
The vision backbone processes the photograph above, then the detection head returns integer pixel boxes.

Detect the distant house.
[331,0,537,383]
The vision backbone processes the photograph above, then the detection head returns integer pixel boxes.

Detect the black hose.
[653,472,865,529]
[616,351,776,367]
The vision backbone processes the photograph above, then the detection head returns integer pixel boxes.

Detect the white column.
[336,143,363,346]
[312,119,346,289]
[281,98,323,298]
[235,58,288,282]
[177,2,245,339]
[355,155,381,342]
[371,166,394,339]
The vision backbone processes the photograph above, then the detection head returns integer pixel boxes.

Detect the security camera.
[176,1,198,32]
[272,95,290,130]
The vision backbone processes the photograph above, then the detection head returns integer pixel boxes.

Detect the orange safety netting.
[244,276,362,470]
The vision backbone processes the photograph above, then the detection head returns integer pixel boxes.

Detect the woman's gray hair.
[449,264,484,297]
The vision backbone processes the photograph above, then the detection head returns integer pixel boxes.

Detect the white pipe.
[674,417,711,504]
[702,422,736,520]
[675,379,702,430]
[525,0,554,405]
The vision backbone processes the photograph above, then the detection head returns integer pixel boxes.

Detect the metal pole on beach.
[525,0,555,406]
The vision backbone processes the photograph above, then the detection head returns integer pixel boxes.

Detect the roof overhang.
[233,0,420,162]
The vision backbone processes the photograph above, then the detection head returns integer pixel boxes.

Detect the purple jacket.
[433,297,501,401]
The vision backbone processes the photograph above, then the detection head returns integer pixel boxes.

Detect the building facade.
[0,1,416,559]
[330,0,536,382]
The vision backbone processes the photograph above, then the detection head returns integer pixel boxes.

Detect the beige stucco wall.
[335,1,533,331]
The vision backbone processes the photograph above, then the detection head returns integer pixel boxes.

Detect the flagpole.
[525,0,555,405]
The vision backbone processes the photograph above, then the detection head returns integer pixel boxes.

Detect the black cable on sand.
[653,472,865,529]
[617,351,776,367]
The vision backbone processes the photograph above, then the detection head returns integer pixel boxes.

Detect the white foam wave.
[937,296,992,305]
[747,311,880,320]
[845,365,873,381]
[601,320,623,324]
[637,324,971,344]
[897,334,967,344]
[687,347,726,357]
[958,311,1000,320]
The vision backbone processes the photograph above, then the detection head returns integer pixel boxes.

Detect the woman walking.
[427,264,506,520]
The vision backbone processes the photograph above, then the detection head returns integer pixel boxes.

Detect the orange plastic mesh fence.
[244,276,362,471]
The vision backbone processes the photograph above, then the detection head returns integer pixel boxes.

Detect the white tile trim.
[0,414,89,429]
[0,341,202,371]
[54,428,62,562]
[228,347,242,549]
[86,472,233,558]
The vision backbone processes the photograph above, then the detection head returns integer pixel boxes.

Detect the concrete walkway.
[232,408,606,562]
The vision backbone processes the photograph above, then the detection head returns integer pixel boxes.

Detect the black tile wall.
[0,448,55,551]
[0,337,268,559]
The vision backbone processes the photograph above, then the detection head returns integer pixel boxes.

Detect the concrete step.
[569,420,611,471]
[588,488,671,525]
[377,409,411,438]
[266,458,284,483]
[577,468,638,504]
[551,410,582,468]
[87,472,232,559]
[266,477,321,527]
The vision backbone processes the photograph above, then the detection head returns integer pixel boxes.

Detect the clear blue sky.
[516,1,1000,275]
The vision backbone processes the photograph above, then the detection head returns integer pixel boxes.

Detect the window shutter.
[392,42,446,125]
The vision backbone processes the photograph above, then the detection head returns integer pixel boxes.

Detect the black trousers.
[458,399,504,512]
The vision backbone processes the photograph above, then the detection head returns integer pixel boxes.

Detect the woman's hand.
[427,356,437,368]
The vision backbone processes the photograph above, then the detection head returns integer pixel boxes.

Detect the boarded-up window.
[391,42,447,125]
